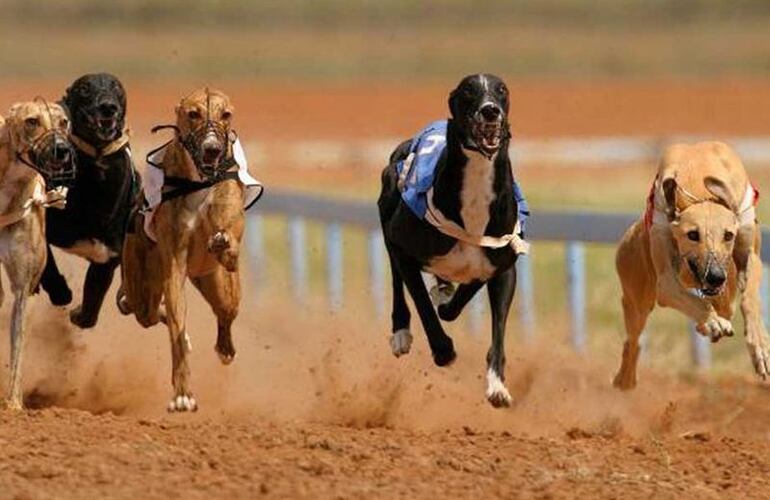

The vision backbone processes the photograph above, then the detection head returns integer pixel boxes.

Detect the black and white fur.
[378,74,520,407]
[39,73,139,328]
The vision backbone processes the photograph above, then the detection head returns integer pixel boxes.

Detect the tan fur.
[120,89,244,412]
[0,101,70,409]
[614,141,769,389]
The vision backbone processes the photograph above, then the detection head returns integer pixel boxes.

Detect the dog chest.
[426,150,497,283]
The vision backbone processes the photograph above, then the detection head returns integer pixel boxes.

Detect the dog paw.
[48,283,73,307]
[747,336,770,380]
[486,370,512,408]
[696,315,733,342]
[612,371,637,391]
[167,394,198,413]
[207,231,231,253]
[1,397,23,412]
[431,336,456,367]
[390,329,412,357]
[215,343,236,365]
[429,282,455,307]
[437,303,461,322]
[70,306,97,329]
[116,289,132,315]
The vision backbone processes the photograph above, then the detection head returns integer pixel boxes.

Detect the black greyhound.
[40,73,139,328]
[378,73,528,407]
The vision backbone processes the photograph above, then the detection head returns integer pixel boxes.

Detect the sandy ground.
[1,80,770,498]
[2,253,770,498]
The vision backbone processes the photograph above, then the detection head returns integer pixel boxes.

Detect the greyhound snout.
[479,103,502,122]
[704,265,726,288]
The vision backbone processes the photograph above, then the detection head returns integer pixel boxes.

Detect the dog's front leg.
[485,266,516,407]
[162,244,197,412]
[737,227,770,378]
[391,246,456,366]
[70,258,119,329]
[649,226,732,340]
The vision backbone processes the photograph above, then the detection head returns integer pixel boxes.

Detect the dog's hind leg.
[390,245,456,366]
[70,258,119,329]
[613,225,656,390]
[485,266,516,407]
[385,242,412,357]
[736,227,770,379]
[191,266,240,365]
[438,281,484,322]
[6,290,28,410]
[39,245,72,306]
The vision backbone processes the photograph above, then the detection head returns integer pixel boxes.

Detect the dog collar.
[70,128,131,160]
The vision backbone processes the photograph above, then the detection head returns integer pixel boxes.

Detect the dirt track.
[3,274,770,498]
[2,80,770,498]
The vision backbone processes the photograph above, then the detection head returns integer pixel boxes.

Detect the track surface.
[1,80,770,498]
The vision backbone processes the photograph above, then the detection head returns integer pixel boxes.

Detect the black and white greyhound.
[378,73,528,407]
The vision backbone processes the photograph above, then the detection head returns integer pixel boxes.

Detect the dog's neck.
[431,120,511,227]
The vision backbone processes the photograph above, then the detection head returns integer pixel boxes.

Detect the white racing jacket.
[142,138,263,241]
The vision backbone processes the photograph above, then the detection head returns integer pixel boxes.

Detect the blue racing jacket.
[396,120,529,236]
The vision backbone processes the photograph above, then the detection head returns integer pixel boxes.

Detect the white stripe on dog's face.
[479,74,489,93]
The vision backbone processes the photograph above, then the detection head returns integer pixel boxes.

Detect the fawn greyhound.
[614,141,769,389]
[0,99,75,409]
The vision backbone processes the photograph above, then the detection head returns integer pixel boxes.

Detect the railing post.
[367,230,386,318]
[566,242,587,353]
[690,322,711,370]
[517,253,535,340]
[325,223,343,311]
[288,216,307,302]
[245,213,265,288]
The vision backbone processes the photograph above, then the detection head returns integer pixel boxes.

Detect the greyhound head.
[63,73,127,146]
[448,73,511,158]
[4,99,76,187]
[663,176,739,296]
[173,88,235,178]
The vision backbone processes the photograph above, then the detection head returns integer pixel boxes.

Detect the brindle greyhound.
[0,99,75,409]
[120,88,246,412]
[378,74,527,407]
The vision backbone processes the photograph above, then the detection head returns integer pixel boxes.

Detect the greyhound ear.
[448,88,460,119]
[662,177,678,221]
[704,176,737,213]
[0,115,7,150]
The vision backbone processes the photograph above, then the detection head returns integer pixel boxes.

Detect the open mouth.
[700,286,724,297]
[95,117,118,140]
[471,117,503,154]
[201,147,222,166]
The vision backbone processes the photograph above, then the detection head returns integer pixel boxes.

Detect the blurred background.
[3,0,770,379]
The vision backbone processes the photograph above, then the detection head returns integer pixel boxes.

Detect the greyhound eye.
[24,117,40,127]
[497,83,508,95]
[221,110,232,120]
[187,110,202,120]
[686,230,700,242]
[60,118,69,128]
[724,231,735,242]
